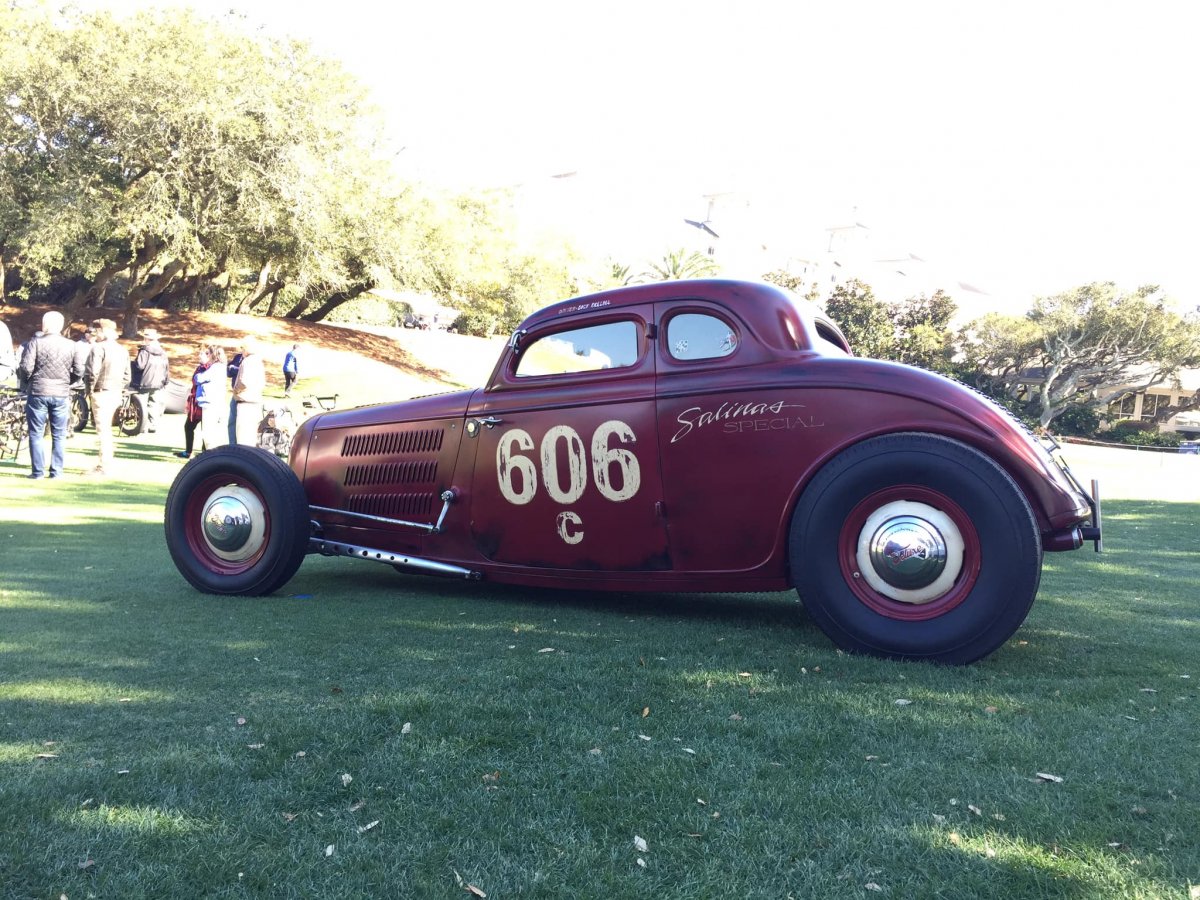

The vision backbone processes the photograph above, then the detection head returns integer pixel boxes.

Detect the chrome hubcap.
[867,515,948,590]
[855,501,964,605]
[200,485,267,563]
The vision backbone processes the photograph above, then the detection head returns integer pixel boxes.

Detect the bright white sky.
[84,0,1200,315]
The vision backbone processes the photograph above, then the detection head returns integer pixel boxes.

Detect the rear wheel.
[790,433,1041,664]
[164,445,310,595]
[114,393,145,436]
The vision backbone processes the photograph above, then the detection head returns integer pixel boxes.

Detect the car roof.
[517,279,847,354]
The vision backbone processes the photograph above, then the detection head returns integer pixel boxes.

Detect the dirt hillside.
[2,306,506,406]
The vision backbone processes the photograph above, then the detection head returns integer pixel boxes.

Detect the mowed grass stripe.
[0,449,1197,898]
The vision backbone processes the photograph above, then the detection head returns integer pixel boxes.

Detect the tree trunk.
[298,282,373,322]
[122,257,184,338]
[235,260,276,314]
[62,256,131,323]
[263,284,285,317]
[284,294,314,320]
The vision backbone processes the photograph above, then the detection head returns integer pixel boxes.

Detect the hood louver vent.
[341,428,444,458]
[344,460,438,488]
[346,492,437,519]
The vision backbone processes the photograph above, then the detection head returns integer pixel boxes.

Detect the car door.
[464,307,670,572]
[653,301,821,573]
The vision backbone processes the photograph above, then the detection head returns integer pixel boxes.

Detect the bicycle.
[0,386,28,460]
[68,386,145,437]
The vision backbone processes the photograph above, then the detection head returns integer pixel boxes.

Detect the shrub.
[1053,404,1101,437]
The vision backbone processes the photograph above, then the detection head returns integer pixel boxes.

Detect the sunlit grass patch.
[0,457,1198,897]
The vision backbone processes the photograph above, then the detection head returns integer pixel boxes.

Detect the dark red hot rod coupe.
[164,279,1101,664]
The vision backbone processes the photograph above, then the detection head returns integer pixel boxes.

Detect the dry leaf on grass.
[78,859,95,870]
[348,800,366,812]
[636,857,647,868]
[453,869,487,897]
[894,699,913,706]
[729,712,743,721]
[641,707,650,718]
[984,706,999,714]
[633,835,648,852]
[588,747,602,755]
[401,722,412,735]
[968,805,982,816]
[638,734,652,741]
[247,743,265,750]
[324,845,335,857]
[865,883,883,892]
[357,820,380,834]
[35,753,58,760]
[481,771,500,784]
[537,647,555,653]
[341,773,353,787]
[1035,772,1064,783]
[281,812,298,822]
[236,717,247,726]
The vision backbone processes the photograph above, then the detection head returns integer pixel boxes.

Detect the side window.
[516,321,640,378]
[667,313,737,361]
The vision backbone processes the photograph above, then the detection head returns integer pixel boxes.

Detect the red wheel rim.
[838,485,981,621]
[182,473,273,576]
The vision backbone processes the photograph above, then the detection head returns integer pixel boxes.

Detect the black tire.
[115,393,145,436]
[789,433,1041,665]
[164,445,310,596]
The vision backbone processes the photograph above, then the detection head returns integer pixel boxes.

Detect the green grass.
[1,442,1198,899]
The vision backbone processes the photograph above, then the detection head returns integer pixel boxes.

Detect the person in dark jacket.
[18,310,82,479]
[133,327,170,433]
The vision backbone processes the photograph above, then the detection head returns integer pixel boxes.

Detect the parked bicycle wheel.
[114,392,145,436]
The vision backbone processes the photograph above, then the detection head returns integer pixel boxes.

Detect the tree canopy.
[820,279,958,373]
[959,283,1200,427]
[0,3,577,335]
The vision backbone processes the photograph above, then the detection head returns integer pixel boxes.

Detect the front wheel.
[789,433,1041,664]
[164,445,310,595]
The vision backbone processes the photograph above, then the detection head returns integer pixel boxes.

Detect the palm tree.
[640,249,720,282]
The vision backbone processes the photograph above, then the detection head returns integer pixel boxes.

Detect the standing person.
[85,318,131,477]
[18,310,82,479]
[226,348,243,444]
[71,325,95,432]
[282,343,299,397]
[178,344,227,457]
[231,337,265,446]
[0,315,15,384]
[133,327,170,433]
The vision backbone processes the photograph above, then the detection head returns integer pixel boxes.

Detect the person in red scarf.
[177,344,227,458]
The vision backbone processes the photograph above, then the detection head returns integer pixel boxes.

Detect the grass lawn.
[1,431,1197,898]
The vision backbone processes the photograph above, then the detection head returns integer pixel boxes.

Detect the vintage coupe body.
[165,279,1101,664]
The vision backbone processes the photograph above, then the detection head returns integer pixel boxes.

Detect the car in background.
[164,279,1102,664]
